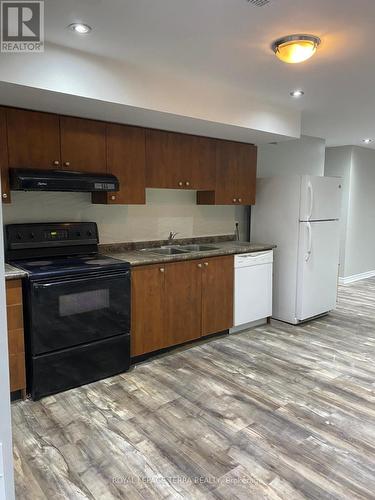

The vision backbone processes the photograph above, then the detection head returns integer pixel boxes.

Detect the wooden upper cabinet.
[145,129,216,190]
[60,116,106,173]
[197,140,257,205]
[131,264,166,357]
[235,143,257,204]
[0,108,10,203]
[164,260,202,347]
[6,108,61,170]
[92,124,146,205]
[201,255,234,336]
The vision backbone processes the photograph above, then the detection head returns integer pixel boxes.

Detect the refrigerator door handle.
[307,181,314,220]
[305,222,312,262]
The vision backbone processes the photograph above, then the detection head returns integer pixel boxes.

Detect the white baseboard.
[339,269,375,285]
[229,318,268,334]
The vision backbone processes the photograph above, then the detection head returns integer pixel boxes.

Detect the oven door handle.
[31,270,130,288]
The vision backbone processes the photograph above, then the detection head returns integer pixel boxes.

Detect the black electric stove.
[5,222,131,401]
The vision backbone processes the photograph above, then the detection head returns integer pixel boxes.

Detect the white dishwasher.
[233,251,273,328]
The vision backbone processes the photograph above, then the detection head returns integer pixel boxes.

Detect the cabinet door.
[7,108,61,169]
[0,108,10,203]
[131,265,166,356]
[190,136,216,190]
[146,129,187,188]
[60,116,106,173]
[164,260,202,346]
[197,140,257,205]
[92,124,146,205]
[213,140,239,204]
[236,143,257,205]
[201,256,234,336]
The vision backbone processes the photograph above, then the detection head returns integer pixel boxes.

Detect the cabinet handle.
[233,198,237,203]
[64,161,71,167]
[159,268,165,273]
[178,181,183,187]
[111,195,116,201]
[2,193,8,199]
[53,160,60,167]
[238,198,242,203]
[197,263,203,268]
[185,181,190,187]
[204,262,209,267]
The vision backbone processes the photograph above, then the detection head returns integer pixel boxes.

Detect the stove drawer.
[27,270,130,355]
[29,333,130,400]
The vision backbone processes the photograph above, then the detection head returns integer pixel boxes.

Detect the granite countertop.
[101,241,276,267]
[4,263,28,280]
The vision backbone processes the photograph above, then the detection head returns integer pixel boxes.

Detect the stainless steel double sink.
[141,244,220,255]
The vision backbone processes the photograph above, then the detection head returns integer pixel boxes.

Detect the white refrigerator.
[251,175,342,324]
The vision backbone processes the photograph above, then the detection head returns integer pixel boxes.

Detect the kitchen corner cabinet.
[92,124,146,205]
[197,140,257,205]
[0,108,11,203]
[131,255,234,357]
[145,129,216,190]
[6,280,26,396]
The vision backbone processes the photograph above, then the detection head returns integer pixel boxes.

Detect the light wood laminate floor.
[12,279,375,499]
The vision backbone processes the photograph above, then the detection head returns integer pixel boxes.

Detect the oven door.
[29,270,130,355]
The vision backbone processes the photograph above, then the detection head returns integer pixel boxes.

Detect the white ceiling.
[11,0,375,147]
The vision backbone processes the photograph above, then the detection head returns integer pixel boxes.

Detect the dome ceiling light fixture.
[362,138,373,144]
[272,34,321,64]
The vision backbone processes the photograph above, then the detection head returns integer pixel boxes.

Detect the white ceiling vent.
[247,0,271,6]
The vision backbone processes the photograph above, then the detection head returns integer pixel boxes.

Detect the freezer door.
[296,220,340,321]
[300,176,342,221]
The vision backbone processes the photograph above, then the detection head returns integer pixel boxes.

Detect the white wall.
[257,135,326,178]
[0,183,15,500]
[344,147,375,277]
[324,147,352,277]
[3,190,248,243]
[0,44,301,143]
[325,145,375,280]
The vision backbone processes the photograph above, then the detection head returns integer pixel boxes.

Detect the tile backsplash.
[3,189,247,244]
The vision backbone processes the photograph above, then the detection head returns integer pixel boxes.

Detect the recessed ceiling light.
[272,34,321,64]
[362,138,373,144]
[290,90,304,98]
[68,23,92,34]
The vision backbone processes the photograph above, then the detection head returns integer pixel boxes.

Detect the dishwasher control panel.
[235,251,273,268]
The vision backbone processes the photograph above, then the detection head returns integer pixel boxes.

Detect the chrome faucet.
[168,231,179,242]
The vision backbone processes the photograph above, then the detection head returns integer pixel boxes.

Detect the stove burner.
[25,260,53,266]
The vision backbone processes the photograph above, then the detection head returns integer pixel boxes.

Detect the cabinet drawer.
[9,353,26,392]
[6,280,22,305]
[8,328,25,355]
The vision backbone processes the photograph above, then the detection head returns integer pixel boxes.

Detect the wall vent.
[247,0,271,6]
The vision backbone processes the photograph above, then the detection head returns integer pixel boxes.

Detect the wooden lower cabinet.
[164,260,202,347]
[131,255,234,357]
[6,280,26,395]
[201,255,234,336]
[131,264,166,357]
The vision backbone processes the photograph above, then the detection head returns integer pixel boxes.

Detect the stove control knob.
[76,231,81,237]
[16,232,22,240]
[87,231,93,237]
[30,232,35,239]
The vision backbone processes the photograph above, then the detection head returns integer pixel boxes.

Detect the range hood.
[10,168,119,193]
